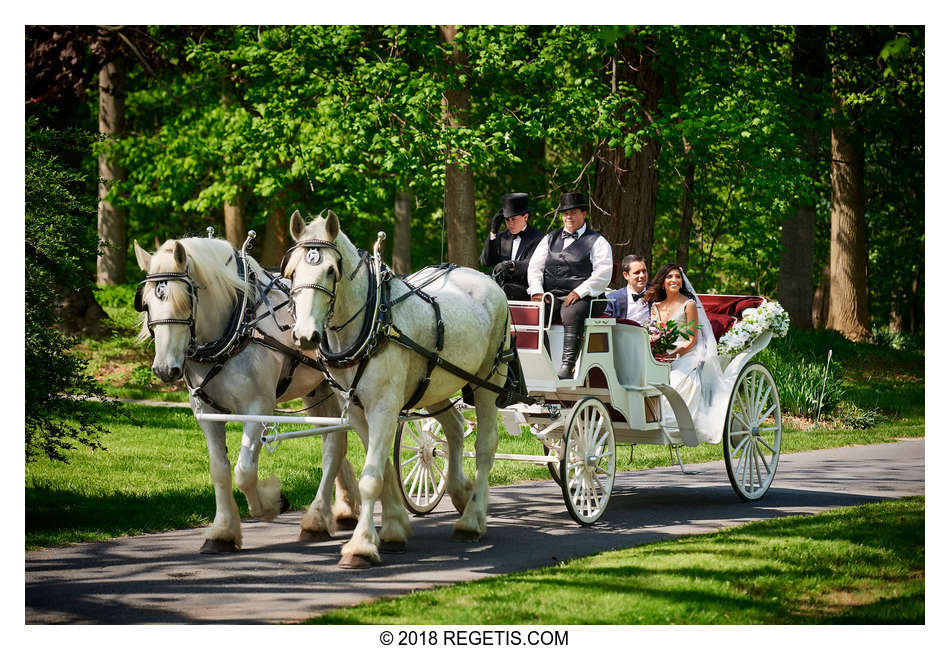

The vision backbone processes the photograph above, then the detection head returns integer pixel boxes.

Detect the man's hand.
[531,293,543,302]
[562,290,581,306]
[490,208,504,235]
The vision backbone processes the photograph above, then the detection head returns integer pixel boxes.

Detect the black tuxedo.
[480,224,543,300]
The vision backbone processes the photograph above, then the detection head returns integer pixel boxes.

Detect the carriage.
[393,292,783,525]
[136,218,781,564]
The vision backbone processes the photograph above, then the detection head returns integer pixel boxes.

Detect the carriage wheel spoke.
[400,450,421,468]
[757,402,778,427]
[730,434,751,459]
[754,438,772,471]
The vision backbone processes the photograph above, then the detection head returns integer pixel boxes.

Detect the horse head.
[134,239,197,382]
[285,209,344,350]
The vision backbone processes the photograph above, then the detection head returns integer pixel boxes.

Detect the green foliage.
[835,403,885,430]
[37,26,923,328]
[769,357,846,418]
[24,120,123,462]
[871,324,923,352]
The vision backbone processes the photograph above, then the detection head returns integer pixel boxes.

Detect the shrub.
[834,403,885,430]
[765,357,846,419]
[871,325,923,352]
[25,121,125,462]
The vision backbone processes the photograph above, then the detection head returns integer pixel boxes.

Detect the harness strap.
[185,362,234,414]
[384,322,506,398]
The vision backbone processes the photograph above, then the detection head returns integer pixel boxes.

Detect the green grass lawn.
[305,496,924,624]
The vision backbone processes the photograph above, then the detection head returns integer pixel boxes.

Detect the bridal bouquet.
[650,319,697,359]
[717,300,790,356]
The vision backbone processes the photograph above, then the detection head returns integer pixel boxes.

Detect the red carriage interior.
[509,294,765,350]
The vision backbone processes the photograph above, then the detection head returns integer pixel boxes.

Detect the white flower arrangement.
[717,300,790,356]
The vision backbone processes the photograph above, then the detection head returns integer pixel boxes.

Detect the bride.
[645,263,729,444]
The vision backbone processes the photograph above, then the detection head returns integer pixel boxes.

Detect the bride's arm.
[673,300,699,355]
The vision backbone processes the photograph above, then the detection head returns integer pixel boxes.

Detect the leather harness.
[286,240,532,413]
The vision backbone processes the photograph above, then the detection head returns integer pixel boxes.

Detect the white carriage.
[394,294,782,525]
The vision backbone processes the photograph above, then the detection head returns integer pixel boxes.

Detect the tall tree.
[440,25,477,268]
[223,196,247,249]
[828,90,872,341]
[779,26,828,329]
[96,55,127,284]
[591,31,663,270]
[393,191,413,273]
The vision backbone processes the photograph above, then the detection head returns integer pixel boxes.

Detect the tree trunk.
[96,57,127,285]
[812,263,830,328]
[224,196,247,249]
[828,116,872,342]
[260,196,290,268]
[779,26,827,329]
[675,147,695,271]
[56,285,110,338]
[393,191,413,274]
[440,25,477,269]
[591,33,662,272]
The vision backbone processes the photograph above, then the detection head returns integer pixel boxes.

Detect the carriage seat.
[696,295,765,342]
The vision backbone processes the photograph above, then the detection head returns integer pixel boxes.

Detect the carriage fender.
[720,331,773,377]
[650,383,700,447]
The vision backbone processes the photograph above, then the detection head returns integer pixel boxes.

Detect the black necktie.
[562,231,578,240]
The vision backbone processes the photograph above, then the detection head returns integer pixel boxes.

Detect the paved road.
[25,439,924,624]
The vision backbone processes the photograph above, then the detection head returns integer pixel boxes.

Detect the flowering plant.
[717,300,790,356]
[650,319,697,359]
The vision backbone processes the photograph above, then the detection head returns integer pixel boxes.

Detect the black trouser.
[545,294,592,329]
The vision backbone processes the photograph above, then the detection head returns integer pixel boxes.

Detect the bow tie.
[632,290,645,301]
[562,231,579,240]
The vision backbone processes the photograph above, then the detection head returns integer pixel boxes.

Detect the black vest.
[542,227,600,296]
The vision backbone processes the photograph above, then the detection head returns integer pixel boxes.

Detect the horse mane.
[137,237,260,342]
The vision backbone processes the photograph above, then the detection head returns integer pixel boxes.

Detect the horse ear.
[172,241,187,269]
[290,209,306,242]
[325,210,340,241]
[133,240,152,272]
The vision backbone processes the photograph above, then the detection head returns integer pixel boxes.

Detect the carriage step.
[461,451,555,465]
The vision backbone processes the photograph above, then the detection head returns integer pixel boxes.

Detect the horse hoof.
[451,529,482,543]
[380,540,407,554]
[279,493,291,513]
[298,529,332,543]
[336,516,358,530]
[200,538,239,554]
[338,553,379,569]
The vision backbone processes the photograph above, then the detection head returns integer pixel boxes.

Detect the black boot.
[557,326,581,379]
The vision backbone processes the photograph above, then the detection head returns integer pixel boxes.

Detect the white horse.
[133,236,360,552]
[284,210,511,568]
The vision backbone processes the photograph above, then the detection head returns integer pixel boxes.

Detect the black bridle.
[281,239,345,323]
[134,270,199,355]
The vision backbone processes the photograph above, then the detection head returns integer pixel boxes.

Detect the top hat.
[501,193,531,219]
[557,192,589,213]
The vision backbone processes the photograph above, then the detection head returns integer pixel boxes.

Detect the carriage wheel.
[541,436,562,486]
[723,361,782,501]
[394,418,448,515]
[559,397,616,525]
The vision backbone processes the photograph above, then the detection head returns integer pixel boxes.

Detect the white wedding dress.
[652,277,734,445]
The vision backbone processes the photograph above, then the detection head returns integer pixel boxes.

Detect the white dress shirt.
[626,289,650,324]
[526,224,613,298]
[510,235,521,261]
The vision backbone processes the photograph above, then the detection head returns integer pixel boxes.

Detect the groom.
[602,254,650,324]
